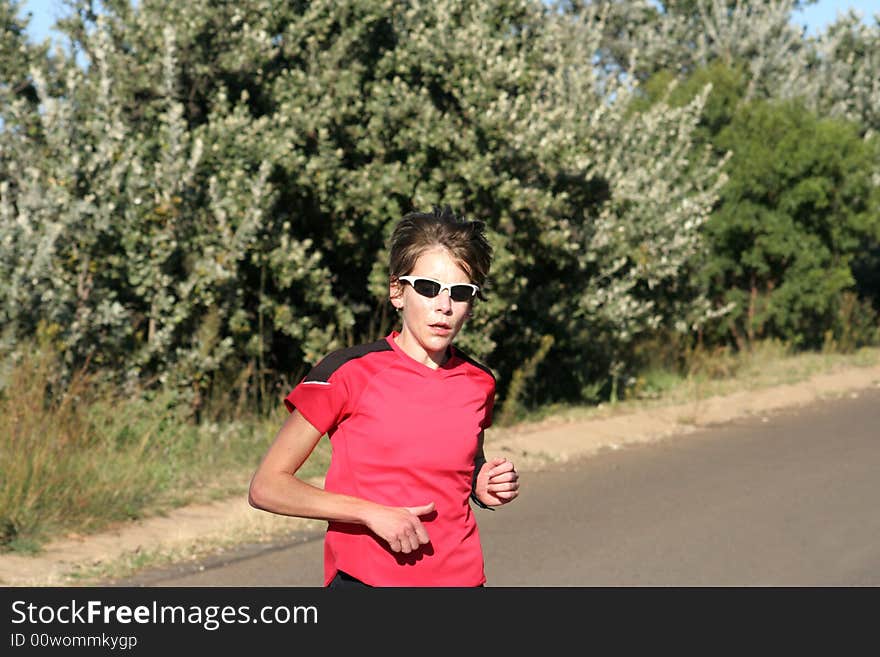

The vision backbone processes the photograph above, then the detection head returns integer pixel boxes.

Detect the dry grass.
[507,341,880,430]
[0,344,329,554]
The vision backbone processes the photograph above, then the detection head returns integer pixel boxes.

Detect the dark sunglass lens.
[412,279,441,297]
[450,285,474,302]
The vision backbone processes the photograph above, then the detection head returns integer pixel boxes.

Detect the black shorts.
[327,570,371,589]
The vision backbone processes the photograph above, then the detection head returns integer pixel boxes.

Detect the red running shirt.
[285,331,495,586]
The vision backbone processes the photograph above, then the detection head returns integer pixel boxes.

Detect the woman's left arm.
[473,431,520,508]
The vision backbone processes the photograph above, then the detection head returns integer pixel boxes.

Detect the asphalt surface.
[112,386,880,587]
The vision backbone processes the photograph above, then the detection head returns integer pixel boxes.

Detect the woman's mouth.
[429,322,452,335]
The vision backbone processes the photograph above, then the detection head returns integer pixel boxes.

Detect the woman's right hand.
[365,503,434,553]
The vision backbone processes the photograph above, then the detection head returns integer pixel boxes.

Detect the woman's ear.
[389,278,404,310]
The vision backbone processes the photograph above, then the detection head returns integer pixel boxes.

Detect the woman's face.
[390,247,474,368]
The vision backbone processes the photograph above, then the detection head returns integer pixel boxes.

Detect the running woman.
[248,206,519,587]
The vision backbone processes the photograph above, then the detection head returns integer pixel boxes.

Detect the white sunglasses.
[398,276,479,302]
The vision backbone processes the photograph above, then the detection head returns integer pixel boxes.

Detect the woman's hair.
[389,206,492,297]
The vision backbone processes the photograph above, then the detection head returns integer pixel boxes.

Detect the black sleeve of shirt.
[470,454,494,510]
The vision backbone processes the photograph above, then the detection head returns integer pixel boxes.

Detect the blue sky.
[15,0,880,43]
[797,0,879,34]
[17,0,63,43]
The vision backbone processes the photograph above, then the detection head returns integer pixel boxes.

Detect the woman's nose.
[436,290,453,312]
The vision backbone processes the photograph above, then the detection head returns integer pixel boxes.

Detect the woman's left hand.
[475,457,519,507]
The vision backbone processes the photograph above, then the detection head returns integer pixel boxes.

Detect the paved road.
[113,386,880,586]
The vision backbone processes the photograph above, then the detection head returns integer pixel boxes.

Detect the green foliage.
[0,0,45,107]
[653,61,748,143]
[0,0,877,416]
[594,0,808,90]
[705,99,878,349]
[0,0,732,412]
[631,52,879,355]
[784,10,880,137]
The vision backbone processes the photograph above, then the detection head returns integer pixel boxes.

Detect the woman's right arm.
[247,410,433,554]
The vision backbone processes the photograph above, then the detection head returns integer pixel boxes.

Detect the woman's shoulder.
[303,337,394,384]
[452,346,496,384]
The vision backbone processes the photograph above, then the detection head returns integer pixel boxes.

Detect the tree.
[586,0,810,94]
[0,0,730,414]
[704,99,878,349]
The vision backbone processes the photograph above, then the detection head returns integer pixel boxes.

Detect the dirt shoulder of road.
[3,361,880,587]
